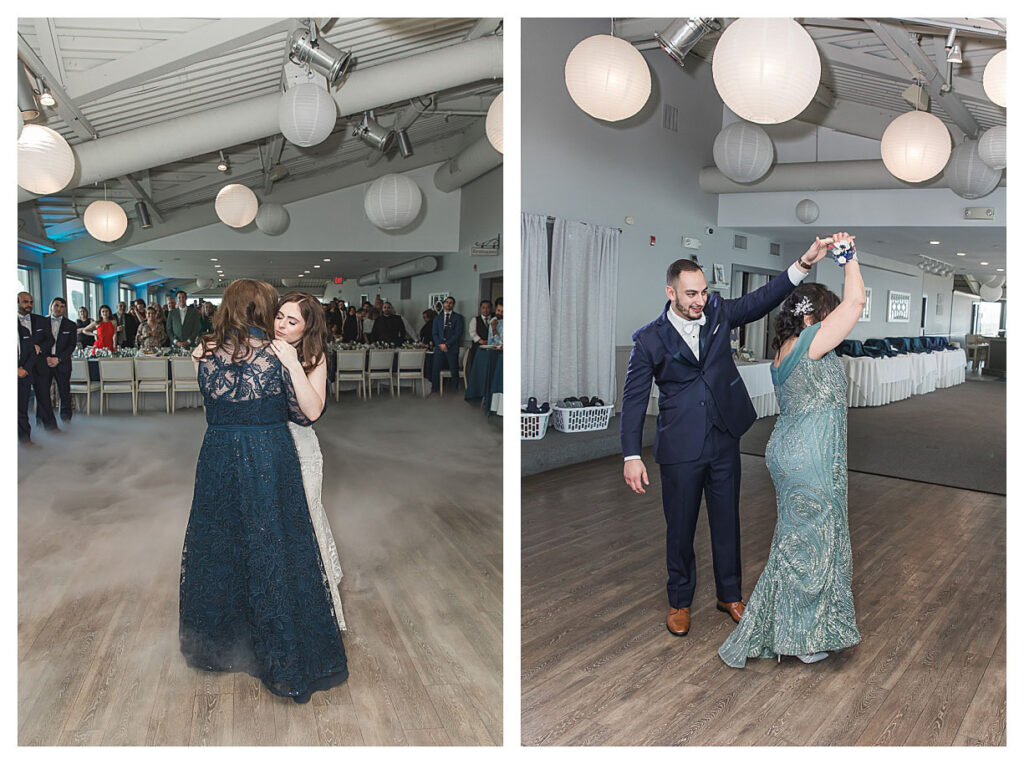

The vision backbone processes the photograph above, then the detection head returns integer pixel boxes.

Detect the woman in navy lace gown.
[179,279,348,703]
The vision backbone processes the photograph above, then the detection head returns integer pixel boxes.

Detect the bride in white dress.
[271,292,346,633]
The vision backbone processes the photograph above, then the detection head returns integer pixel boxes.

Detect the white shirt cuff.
[624,455,642,461]
[788,261,810,285]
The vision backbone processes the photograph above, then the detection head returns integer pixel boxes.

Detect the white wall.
[335,165,503,340]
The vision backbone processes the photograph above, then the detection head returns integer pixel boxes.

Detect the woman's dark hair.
[199,278,279,364]
[278,291,330,373]
[772,283,841,352]
[422,308,437,323]
[98,304,113,320]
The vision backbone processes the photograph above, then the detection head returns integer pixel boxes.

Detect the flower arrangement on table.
[73,346,113,359]
[328,340,428,352]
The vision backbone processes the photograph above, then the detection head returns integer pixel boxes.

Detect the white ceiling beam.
[33,19,68,85]
[262,135,285,195]
[65,18,298,105]
[465,19,502,40]
[18,33,99,141]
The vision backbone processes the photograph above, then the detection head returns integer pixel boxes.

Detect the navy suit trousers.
[431,347,460,391]
[48,365,73,421]
[658,426,743,608]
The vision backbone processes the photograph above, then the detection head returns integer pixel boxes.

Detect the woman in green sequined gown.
[720,233,865,668]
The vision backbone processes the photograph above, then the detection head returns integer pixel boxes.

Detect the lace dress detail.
[179,341,348,702]
[719,323,861,667]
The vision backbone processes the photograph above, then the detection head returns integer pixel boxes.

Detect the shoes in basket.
[525,397,540,414]
[539,402,550,413]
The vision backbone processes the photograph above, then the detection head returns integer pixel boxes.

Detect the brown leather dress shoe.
[717,600,745,623]
[666,607,690,636]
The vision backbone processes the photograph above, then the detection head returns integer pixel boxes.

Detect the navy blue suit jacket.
[21,314,54,374]
[620,271,798,464]
[45,316,78,369]
[432,311,464,348]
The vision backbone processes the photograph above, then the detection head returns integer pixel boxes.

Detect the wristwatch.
[797,257,814,270]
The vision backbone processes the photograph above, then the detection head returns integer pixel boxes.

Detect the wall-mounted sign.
[334,276,344,285]
[859,288,872,322]
[887,290,911,323]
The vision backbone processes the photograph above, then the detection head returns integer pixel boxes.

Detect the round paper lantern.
[485,91,503,153]
[795,199,819,224]
[880,111,951,183]
[983,50,1006,107]
[18,109,23,140]
[980,277,1003,301]
[17,124,76,194]
[278,82,337,147]
[712,121,774,182]
[564,34,651,122]
[978,126,1006,170]
[215,184,258,228]
[364,173,422,230]
[255,203,290,235]
[195,278,213,290]
[945,139,1001,199]
[83,200,128,242]
[712,18,821,124]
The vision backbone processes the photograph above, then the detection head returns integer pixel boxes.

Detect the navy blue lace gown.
[179,340,348,703]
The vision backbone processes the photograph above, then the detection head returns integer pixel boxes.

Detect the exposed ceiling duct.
[18,61,40,120]
[17,35,502,203]
[699,159,1007,194]
[356,256,438,285]
[433,134,502,192]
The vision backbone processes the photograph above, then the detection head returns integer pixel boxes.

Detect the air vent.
[662,104,679,132]
[733,234,747,250]
[770,242,781,256]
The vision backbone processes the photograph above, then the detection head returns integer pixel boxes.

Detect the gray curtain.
[549,218,619,404]
[521,212,552,404]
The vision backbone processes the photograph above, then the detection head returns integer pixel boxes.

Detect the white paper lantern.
[983,50,1006,107]
[364,174,422,230]
[17,124,76,194]
[712,121,774,182]
[564,34,651,122]
[485,91,503,153]
[945,139,1001,199]
[195,278,213,290]
[795,199,819,224]
[978,126,1006,170]
[712,18,821,124]
[255,203,290,235]
[18,109,23,140]
[980,278,1003,301]
[880,111,951,183]
[83,200,128,242]
[278,82,337,147]
[215,184,259,228]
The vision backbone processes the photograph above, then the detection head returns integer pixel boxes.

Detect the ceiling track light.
[396,128,414,158]
[655,17,720,67]
[134,201,153,229]
[945,28,963,64]
[217,151,229,172]
[288,19,353,87]
[17,62,40,120]
[353,111,395,153]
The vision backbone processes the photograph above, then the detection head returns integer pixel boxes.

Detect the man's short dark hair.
[495,297,502,306]
[445,296,456,305]
[50,296,67,306]
[177,290,188,298]
[666,259,704,285]
[480,299,491,307]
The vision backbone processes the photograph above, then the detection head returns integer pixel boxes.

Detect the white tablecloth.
[840,354,913,407]
[935,348,967,388]
[909,353,938,396]
[647,360,779,420]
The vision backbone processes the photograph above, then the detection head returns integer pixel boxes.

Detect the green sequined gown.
[719,322,861,668]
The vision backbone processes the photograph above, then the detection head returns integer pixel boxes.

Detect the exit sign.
[333,276,344,284]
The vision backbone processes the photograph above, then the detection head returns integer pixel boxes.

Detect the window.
[17,265,41,307]
[119,284,133,307]
[973,301,1002,337]
[65,275,102,320]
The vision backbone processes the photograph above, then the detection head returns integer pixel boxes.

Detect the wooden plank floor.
[521,451,1005,746]
[19,393,501,745]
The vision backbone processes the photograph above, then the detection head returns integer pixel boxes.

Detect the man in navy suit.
[620,241,833,637]
[431,296,464,393]
[18,291,58,436]
[44,297,78,423]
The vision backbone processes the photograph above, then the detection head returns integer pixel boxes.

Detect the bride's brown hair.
[278,291,330,373]
[198,278,279,364]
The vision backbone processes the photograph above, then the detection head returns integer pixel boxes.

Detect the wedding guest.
[18,291,58,434]
[165,295,177,319]
[488,299,503,349]
[167,290,201,348]
[373,302,408,345]
[199,301,215,334]
[341,306,359,342]
[362,308,376,343]
[419,309,436,346]
[431,296,464,393]
[136,306,169,349]
[120,300,141,347]
[82,305,118,351]
[76,306,94,348]
[128,300,147,344]
[466,299,493,379]
[44,296,77,423]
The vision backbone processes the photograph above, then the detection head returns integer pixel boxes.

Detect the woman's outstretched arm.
[809,233,866,360]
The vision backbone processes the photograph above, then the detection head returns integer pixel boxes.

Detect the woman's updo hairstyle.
[772,282,841,352]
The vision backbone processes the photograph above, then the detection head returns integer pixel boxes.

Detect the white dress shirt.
[624,262,810,461]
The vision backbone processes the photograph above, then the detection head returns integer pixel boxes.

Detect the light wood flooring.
[522,452,1005,746]
[19,393,502,745]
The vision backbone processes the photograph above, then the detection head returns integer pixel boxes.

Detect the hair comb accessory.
[792,297,814,316]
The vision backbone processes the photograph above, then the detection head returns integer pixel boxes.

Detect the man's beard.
[673,298,702,321]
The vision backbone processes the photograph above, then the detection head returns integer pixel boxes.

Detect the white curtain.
[521,213,552,404]
[549,219,619,404]
[744,272,769,360]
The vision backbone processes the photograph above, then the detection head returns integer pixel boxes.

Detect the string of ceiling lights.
[17,17,504,245]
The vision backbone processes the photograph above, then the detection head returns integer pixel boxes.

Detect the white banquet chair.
[135,358,171,413]
[365,349,396,398]
[98,358,137,415]
[70,358,100,415]
[439,345,468,397]
[396,349,427,397]
[170,357,201,413]
[335,349,367,400]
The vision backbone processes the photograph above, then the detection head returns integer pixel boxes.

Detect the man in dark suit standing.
[166,290,201,348]
[373,301,409,345]
[620,240,833,638]
[18,291,57,437]
[44,297,78,424]
[431,296,464,393]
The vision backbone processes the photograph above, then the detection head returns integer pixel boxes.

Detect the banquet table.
[647,360,778,419]
[464,347,503,415]
[934,348,967,388]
